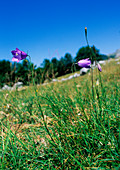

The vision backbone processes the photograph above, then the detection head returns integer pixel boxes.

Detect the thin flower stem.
[85,34,89,46]
[28,55,35,86]
[71,62,77,73]
[91,67,95,100]
[85,27,95,100]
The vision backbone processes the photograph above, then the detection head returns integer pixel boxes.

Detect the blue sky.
[0,0,120,66]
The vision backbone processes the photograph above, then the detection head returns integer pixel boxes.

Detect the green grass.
[0,59,120,169]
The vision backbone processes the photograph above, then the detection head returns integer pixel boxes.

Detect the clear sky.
[0,0,120,67]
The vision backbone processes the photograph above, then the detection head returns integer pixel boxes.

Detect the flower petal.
[16,48,20,51]
[11,50,17,55]
[12,57,20,62]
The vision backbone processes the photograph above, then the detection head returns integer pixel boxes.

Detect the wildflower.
[11,48,28,62]
[96,79,99,86]
[78,58,91,68]
[97,63,102,72]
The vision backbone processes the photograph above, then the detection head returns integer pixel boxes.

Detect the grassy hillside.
[0,59,120,169]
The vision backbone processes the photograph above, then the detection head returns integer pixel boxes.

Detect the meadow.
[0,59,120,169]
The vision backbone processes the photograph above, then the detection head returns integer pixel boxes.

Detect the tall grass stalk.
[28,55,55,143]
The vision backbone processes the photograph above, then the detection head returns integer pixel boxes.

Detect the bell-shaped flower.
[11,48,28,62]
[78,58,91,68]
[97,63,102,72]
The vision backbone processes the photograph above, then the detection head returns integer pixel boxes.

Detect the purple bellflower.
[11,48,28,62]
[97,63,102,72]
[77,58,91,68]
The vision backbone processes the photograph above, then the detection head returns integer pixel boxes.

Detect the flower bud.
[97,63,102,72]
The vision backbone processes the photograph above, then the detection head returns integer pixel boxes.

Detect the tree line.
[0,45,108,87]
